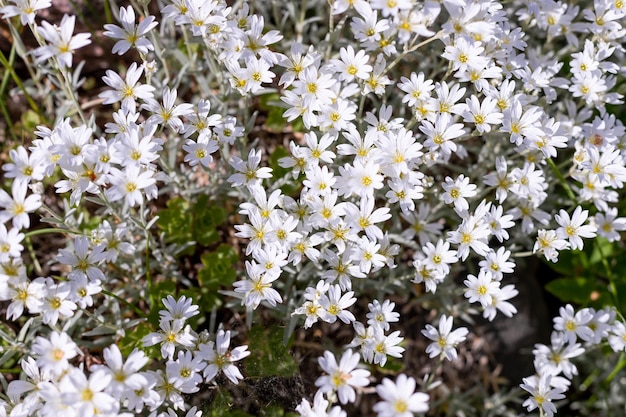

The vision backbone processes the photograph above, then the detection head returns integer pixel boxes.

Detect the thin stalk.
[24,228,74,238]
[0,43,18,142]
[605,352,626,384]
[59,67,88,125]
[101,289,147,318]
[182,27,195,71]
[595,240,620,313]
[546,157,576,202]
[383,30,444,77]
[325,7,334,59]
[24,237,43,276]
[0,49,44,119]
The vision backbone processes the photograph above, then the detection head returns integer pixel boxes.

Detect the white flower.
[197,329,250,384]
[534,229,570,263]
[2,146,45,186]
[5,277,45,320]
[56,236,106,282]
[166,350,204,393]
[0,0,51,25]
[464,270,500,307]
[0,224,24,263]
[398,71,434,107]
[555,206,597,250]
[483,284,518,321]
[159,295,200,324]
[442,37,487,73]
[608,321,626,352]
[296,391,347,417]
[142,319,196,360]
[34,14,91,68]
[373,374,429,417]
[441,174,477,214]
[533,332,584,379]
[32,331,79,376]
[553,304,594,344]
[520,374,565,417]
[318,284,356,324]
[99,62,155,112]
[330,45,372,82]
[105,165,157,207]
[91,344,149,397]
[103,5,158,55]
[367,328,404,366]
[366,299,399,332]
[315,349,371,404]
[420,113,465,157]
[591,207,626,242]
[422,314,468,361]
[142,87,194,132]
[479,247,515,280]
[0,181,41,230]
[233,261,282,308]
[60,369,117,417]
[421,239,458,277]
[228,148,273,189]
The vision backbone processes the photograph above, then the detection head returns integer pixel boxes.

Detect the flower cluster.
[1,0,626,415]
[521,304,626,417]
[4,296,246,416]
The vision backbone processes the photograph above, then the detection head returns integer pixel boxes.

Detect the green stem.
[546,157,576,202]
[101,289,147,318]
[0,49,44,120]
[596,240,620,312]
[0,43,18,142]
[605,352,626,384]
[24,237,42,276]
[24,228,73,238]
[383,30,444,77]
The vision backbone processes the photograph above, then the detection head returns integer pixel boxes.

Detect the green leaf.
[192,194,227,246]
[245,324,298,378]
[259,92,287,132]
[545,249,588,276]
[196,244,238,311]
[156,197,193,245]
[589,238,614,265]
[545,276,605,305]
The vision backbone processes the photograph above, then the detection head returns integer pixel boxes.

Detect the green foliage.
[269,145,301,196]
[258,93,304,133]
[148,279,177,324]
[19,109,42,133]
[119,321,154,357]
[157,197,191,245]
[545,276,612,306]
[203,389,250,417]
[245,324,298,378]
[157,194,227,251]
[545,237,626,313]
[195,244,239,311]
[259,93,288,132]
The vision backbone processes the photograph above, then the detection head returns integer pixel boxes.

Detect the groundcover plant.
[0,0,626,415]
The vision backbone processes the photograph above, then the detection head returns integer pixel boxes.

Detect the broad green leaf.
[545,276,603,304]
